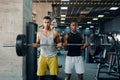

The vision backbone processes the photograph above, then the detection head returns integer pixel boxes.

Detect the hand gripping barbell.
[3,34,113,57]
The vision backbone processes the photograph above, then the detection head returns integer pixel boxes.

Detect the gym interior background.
[0,0,120,80]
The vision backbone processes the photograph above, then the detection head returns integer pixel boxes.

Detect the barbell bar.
[3,43,112,47]
[3,44,16,47]
[3,34,113,57]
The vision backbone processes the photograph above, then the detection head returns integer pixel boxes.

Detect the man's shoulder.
[38,29,43,32]
[53,30,58,34]
[37,29,44,34]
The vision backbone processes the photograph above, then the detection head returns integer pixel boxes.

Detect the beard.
[71,29,76,33]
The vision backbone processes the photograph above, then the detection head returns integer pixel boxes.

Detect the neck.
[71,30,77,34]
[44,28,51,31]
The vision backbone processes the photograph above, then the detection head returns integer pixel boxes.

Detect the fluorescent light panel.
[98,15,104,18]
[61,0,69,1]
[93,18,98,20]
[78,26,82,28]
[86,28,90,29]
[66,27,69,28]
[87,22,91,24]
[90,26,94,28]
[110,7,119,10]
[61,21,65,23]
[61,18,65,20]
[61,15,66,17]
[61,7,68,10]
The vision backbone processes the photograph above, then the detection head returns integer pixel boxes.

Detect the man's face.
[43,19,51,29]
[70,22,77,32]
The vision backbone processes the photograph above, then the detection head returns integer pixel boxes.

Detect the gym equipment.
[90,33,115,57]
[94,32,120,80]
[3,34,113,57]
[3,34,114,57]
[16,34,27,56]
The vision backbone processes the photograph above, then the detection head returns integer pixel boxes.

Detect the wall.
[0,0,23,79]
[104,16,120,32]
[0,0,32,79]
[32,2,52,27]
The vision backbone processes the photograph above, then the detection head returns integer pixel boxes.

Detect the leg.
[65,74,71,80]
[65,56,74,80]
[48,56,58,80]
[77,74,83,80]
[39,76,45,80]
[50,75,57,80]
[37,55,47,78]
[75,56,85,80]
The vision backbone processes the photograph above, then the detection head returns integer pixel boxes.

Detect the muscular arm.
[63,34,68,49]
[54,31,60,44]
[36,32,40,44]
[80,34,90,50]
[80,43,90,50]
[54,31,63,48]
[32,31,40,48]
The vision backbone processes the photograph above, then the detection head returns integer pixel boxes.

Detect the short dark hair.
[43,16,51,21]
[70,19,78,24]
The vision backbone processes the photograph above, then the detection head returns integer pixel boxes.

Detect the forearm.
[80,43,90,50]
[32,43,40,48]
[62,42,68,49]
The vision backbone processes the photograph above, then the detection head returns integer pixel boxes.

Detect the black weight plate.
[16,34,27,56]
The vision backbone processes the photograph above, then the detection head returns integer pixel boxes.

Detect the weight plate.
[16,34,27,56]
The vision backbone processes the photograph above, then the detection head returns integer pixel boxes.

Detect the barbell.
[3,34,113,57]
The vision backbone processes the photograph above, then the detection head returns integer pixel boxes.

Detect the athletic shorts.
[65,56,85,74]
[37,55,58,76]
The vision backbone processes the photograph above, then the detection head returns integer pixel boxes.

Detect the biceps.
[36,34,40,44]
[36,38,40,44]
[64,37,68,44]
[54,35,59,43]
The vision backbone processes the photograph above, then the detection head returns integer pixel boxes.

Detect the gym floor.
[0,51,119,80]
[56,52,119,80]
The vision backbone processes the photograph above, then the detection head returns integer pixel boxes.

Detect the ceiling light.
[61,0,69,1]
[87,22,91,24]
[86,28,90,29]
[93,18,98,20]
[61,21,65,23]
[78,26,82,28]
[61,15,66,17]
[61,18,65,20]
[66,27,69,28]
[110,7,119,10]
[98,15,104,18]
[61,7,68,10]
[90,26,94,28]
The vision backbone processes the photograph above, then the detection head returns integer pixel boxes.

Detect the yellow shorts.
[37,55,58,76]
